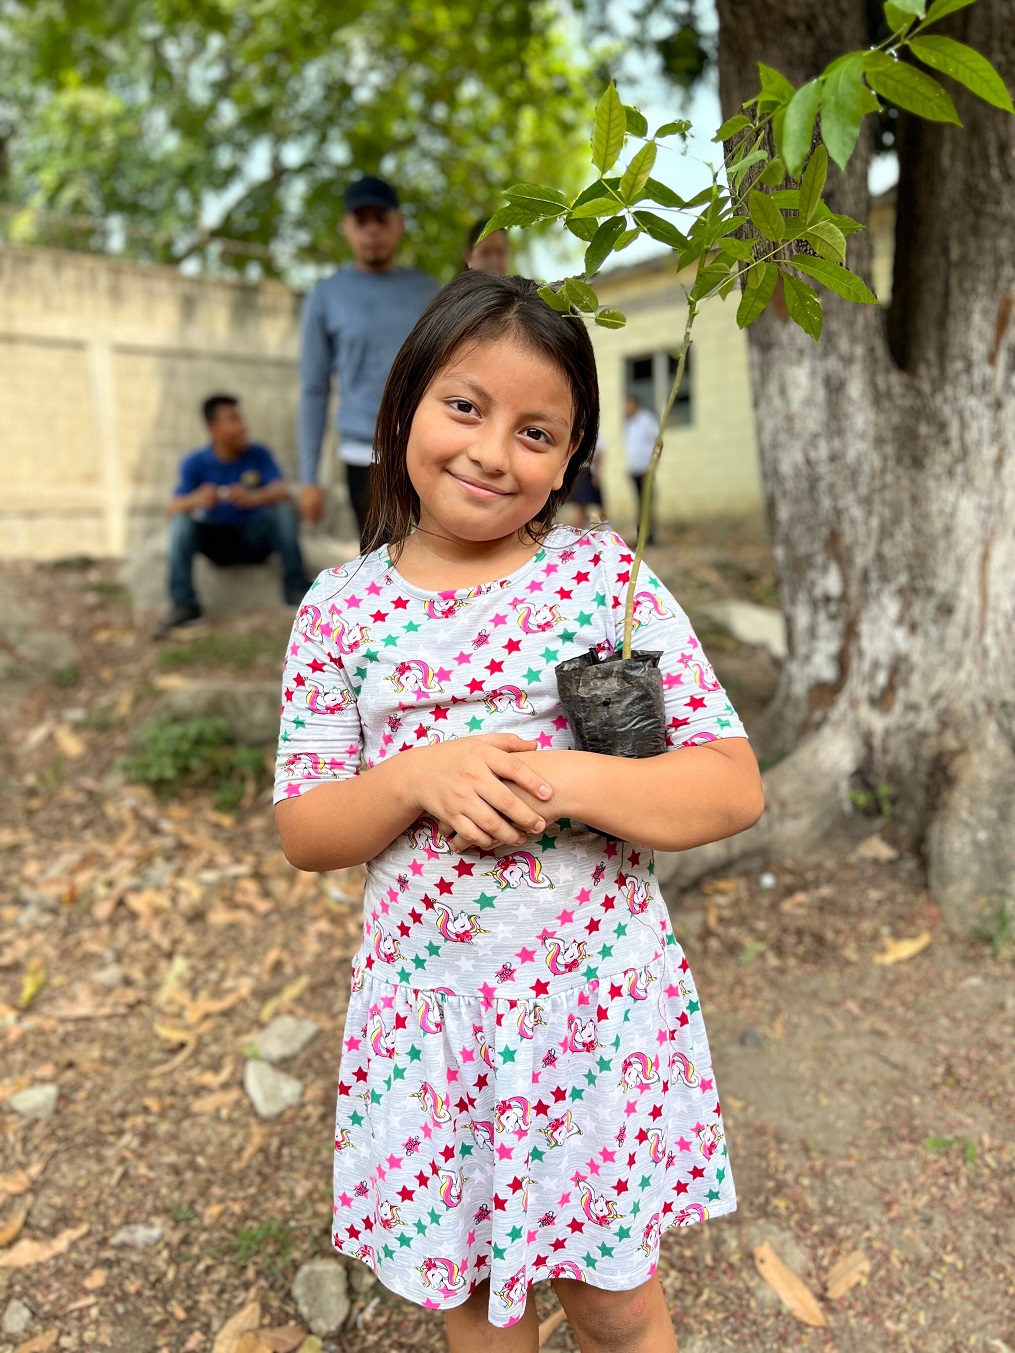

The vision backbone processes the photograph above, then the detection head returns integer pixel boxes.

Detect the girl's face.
[405,336,576,546]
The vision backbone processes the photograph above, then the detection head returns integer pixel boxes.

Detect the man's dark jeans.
[169,501,310,608]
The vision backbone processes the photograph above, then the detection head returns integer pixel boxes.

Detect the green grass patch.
[974,895,1014,962]
[156,630,283,672]
[121,713,267,809]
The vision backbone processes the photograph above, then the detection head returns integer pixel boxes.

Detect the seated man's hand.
[192,483,219,512]
[298,484,325,524]
[219,484,257,509]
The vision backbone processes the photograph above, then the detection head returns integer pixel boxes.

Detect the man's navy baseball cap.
[344,176,400,212]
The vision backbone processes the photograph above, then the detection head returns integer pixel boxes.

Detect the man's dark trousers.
[169,501,310,607]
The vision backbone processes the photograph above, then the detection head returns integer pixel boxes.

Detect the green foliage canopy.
[0,0,592,279]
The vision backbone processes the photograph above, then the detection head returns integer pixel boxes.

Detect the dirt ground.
[1,521,1012,1353]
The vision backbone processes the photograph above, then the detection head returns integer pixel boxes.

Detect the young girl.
[274,271,763,1353]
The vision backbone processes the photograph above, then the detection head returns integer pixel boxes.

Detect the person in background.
[464,218,511,276]
[561,433,606,529]
[624,393,660,546]
[297,175,438,545]
[156,395,310,637]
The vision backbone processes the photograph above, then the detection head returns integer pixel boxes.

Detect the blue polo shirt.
[174,443,283,525]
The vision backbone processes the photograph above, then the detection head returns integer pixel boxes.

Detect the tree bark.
[704,0,1015,932]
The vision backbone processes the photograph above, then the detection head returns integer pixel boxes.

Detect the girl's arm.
[446,740,763,854]
[275,733,556,873]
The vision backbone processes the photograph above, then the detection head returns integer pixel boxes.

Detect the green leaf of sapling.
[504,182,569,210]
[583,215,626,277]
[758,157,787,186]
[924,0,976,21]
[884,1,917,32]
[537,284,572,313]
[793,255,878,302]
[863,52,962,124]
[592,82,627,173]
[614,228,641,250]
[624,105,649,137]
[802,217,847,262]
[619,141,658,203]
[736,261,779,327]
[782,273,823,339]
[799,144,828,224]
[639,177,686,209]
[594,307,627,329]
[756,63,795,111]
[909,36,1015,113]
[821,54,865,171]
[632,210,690,250]
[477,204,547,240]
[713,113,753,141]
[780,79,822,177]
[748,188,786,241]
[655,118,692,137]
[562,277,600,313]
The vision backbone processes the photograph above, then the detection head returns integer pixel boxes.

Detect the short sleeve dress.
[274,525,746,1328]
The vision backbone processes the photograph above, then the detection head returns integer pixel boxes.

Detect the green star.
[407,1045,422,1062]
[467,716,484,731]
[508,1225,523,1242]
[382,1244,394,1260]
[715,1167,726,1184]
[460,1143,474,1158]
[426,940,441,956]
[354,666,367,681]
[560,628,576,644]
[412,955,427,970]
[622,1009,631,1023]
[537,831,557,851]
[476,893,497,911]
[392,1064,406,1081]
[598,943,614,961]
[415,1219,427,1235]
[594,591,607,608]
[596,1056,611,1073]
[529,1145,545,1163]
[649,575,660,589]
[706,1189,721,1202]
[616,1225,631,1241]
[397,967,412,983]
[612,1034,622,1051]
[429,1208,441,1226]
[403,620,421,633]
[382,1075,392,1091]
[687,999,700,1015]
[582,964,598,981]
[370,1090,382,1105]
[397,1232,413,1248]
[582,1251,598,1270]
[541,647,559,663]
[638,1174,652,1190]
[569,1085,585,1102]
[631,1200,641,1219]
[584,1069,596,1087]
[535,549,546,562]
[292,715,306,731]
[349,1110,364,1127]
[382,634,399,648]
[558,817,573,830]
[500,1046,517,1064]
[280,730,290,743]
[576,611,593,627]
[493,1243,506,1261]
[598,1241,614,1258]
[523,667,542,684]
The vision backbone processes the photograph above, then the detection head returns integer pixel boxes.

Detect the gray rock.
[91,962,124,989]
[1,1299,33,1337]
[8,1083,59,1119]
[740,1026,763,1048]
[0,585,78,685]
[291,1258,351,1335]
[252,1016,320,1064]
[347,1262,378,1298]
[124,532,358,617]
[162,680,281,746]
[111,1223,164,1248]
[243,1059,303,1119]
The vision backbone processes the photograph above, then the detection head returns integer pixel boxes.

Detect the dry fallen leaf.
[852,835,899,863]
[257,1329,308,1353]
[14,1331,59,1353]
[212,1300,261,1353]
[235,1336,272,1353]
[0,1170,32,1197]
[873,932,931,967]
[753,1241,827,1327]
[0,1197,31,1247]
[260,975,309,1024]
[83,1267,108,1290]
[18,957,47,1011]
[825,1248,872,1299]
[296,1340,322,1353]
[237,1124,268,1170]
[190,1088,243,1116]
[700,876,739,895]
[0,1223,88,1269]
[54,724,86,759]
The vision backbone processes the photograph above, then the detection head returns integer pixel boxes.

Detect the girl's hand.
[406,735,553,850]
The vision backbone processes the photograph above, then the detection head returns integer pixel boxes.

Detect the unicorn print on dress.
[371,925,403,965]
[306,682,354,715]
[483,851,554,891]
[670,1050,699,1088]
[484,684,535,716]
[549,1260,585,1282]
[384,659,443,696]
[473,1023,496,1069]
[334,1127,354,1152]
[405,815,451,856]
[696,1123,724,1161]
[539,1109,582,1148]
[636,1213,662,1256]
[495,1096,531,1134]
[511,598,567,634]
[543,935,587,975]
[467,1119,495,1151]
[416,1256,466,1298]
[437,1167,467,1209]
[434,903,489,943]
[283,750,328,778]
[676,1203,709,1227]
[618,1051,660,1092]
[326,608,372,654]
[624,966,657,1000]
[631,591,673,630]
[578,1178,623,1227]
[686,657,721,693]
[376,1199,403,1230]
[516,1002,546,1039]
[620,875,652,915]
[366,1011,396,1058]
[647,1129,667,1164]
[565,1013,600,1054]
[350,952,366,992]
[410,1081,451,1127]
[423,590,478,620]
[416,988,455,1034]
[495,1267,529,1311]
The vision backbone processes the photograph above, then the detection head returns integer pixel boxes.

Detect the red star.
[509,1176,526,1193]
[686,695,707,711]
[467,678,485,694]
[613,1179,629,1195]
[370,610,388,623]
[353,1067,368,1083]
[505,638,522,654]
[394,1012,408,1029]
[453,859,476,877]
[308,658,326,673]
[493,1194,507,1212]
[533,1099,550,1116]
[486,659,504,674]
[435,877,455,896]
[551,1086,568,1103]
[416,1170,429,1187]
[441,1144,456,1161]
[567,1217,585,1233]
[649,1104,663,1121]
[294,672,306,687]
[551,1237,568,1252]
[532,979,550,997]
[585,916,600,934]
[676,1180,689,1195]
[392,597,410,610]
[609,983,623,1000]
[636,1128,649,1144]
[556,587,573,600]
[398,1184,415,1202]
[596,1005,609,1022]
[433,704,449,720]
[574,570,590,583]
[476,1073,489,1091]
[690,1165,706,1179]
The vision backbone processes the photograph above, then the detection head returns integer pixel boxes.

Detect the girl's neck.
[392,524,547,591]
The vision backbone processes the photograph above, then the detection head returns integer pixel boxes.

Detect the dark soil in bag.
[555,648,666,758]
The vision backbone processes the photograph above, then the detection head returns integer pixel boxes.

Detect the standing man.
[624,393,660,547]
[297,176,438,543]
[156,395,310,636]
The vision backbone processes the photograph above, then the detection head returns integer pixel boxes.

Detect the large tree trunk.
[699,0,1015,933]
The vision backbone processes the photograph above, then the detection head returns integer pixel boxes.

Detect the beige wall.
[0,245,307,559]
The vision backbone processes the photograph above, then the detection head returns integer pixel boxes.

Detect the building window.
[624,349,692,426]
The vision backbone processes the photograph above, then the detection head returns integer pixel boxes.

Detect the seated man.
[156,394,311,636]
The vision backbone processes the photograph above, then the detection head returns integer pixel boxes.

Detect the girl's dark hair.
[364,270,600,555]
